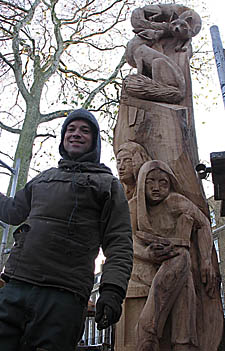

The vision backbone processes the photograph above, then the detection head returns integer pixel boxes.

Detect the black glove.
[95,286,124,330]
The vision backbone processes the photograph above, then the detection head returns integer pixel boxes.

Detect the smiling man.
[0,108,133,351]
[63,119,93,159]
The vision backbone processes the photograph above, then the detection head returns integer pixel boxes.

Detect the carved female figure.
[116,141,149,201]
[135,160,217,351]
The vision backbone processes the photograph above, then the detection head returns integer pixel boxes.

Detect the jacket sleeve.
[100,177,133,296]
[0,181,32,226]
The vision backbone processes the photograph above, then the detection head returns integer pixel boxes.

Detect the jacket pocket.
[49,233,90,268]
[3,224,31,276]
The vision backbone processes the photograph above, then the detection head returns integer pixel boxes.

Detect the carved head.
[169,18,192,40]
[169,9,201,39]
[139,160,180,192]
[145,168,171,205]
[116,142,149,185]
[137,160,181,230]
[138,160,181,205]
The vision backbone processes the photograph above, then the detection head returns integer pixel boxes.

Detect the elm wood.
[113,4,223,351]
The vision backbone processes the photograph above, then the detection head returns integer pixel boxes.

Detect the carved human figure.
[116,142,153,293]
[116,141,149,201]
[135,160,216,351]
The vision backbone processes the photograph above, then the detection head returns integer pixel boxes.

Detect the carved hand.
[146,242,179,264]
[200,258,217,298]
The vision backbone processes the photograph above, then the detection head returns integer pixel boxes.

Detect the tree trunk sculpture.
[113,4,223,351]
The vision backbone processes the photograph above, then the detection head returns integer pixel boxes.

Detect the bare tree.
[0,0,134,191]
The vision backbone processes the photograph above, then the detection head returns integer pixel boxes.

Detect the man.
[0,108,133,351]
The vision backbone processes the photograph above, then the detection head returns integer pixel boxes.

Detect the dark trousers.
[0,279,87,351]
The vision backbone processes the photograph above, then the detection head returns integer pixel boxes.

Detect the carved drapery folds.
[113,4,223,351]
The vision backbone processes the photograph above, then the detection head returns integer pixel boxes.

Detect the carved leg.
[136,250,191,351]
[135,56,144,75]
[171,271,198,349]
[152,57,185,94]
[136,325,159,351]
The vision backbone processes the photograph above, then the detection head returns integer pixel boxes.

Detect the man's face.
[145,169,170,205]
[63,119,93,159]
[116,150,135,185]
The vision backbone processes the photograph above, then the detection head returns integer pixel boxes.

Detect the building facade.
[77,272,114,351]
[208,195,225,310]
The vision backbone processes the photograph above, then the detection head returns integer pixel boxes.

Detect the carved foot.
[138,333,159,351]
[173,344,197,351]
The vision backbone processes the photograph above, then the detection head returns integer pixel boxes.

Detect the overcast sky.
[191,0,225,197]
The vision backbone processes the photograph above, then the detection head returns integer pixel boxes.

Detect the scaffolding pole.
[210,25,225,108]
[0,158,21,271]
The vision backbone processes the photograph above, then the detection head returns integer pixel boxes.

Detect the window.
[214,238,220,263]
[210,209,216,227]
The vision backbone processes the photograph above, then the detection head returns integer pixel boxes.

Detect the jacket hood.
[59,108,101,163]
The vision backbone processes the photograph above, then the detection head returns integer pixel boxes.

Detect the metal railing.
[0,158,21,271]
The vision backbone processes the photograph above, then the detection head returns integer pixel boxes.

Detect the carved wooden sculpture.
[116,142,152,351]
[113,3,223,351]
[116,142,151,288]
[125,4,201,103]
[135,160,217,351]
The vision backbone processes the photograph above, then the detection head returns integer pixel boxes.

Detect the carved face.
[169,19,191,39]
[145,168,170,205]
[116,150,135,185]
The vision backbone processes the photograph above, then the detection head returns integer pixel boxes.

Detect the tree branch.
[83,52,126,108]
[12,0,41,101]
[0,52,15,71]
[35,133,56,139]
[59,66,99,82]
[0,0,29,13]
[0,121,21,134]
[39,109,71,123]
[0,150,14,161]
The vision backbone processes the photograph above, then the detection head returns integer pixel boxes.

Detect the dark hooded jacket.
[0,109,133,301]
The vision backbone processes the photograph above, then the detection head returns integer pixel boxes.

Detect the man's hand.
[95,290,123,330]
[146,242,179,264]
